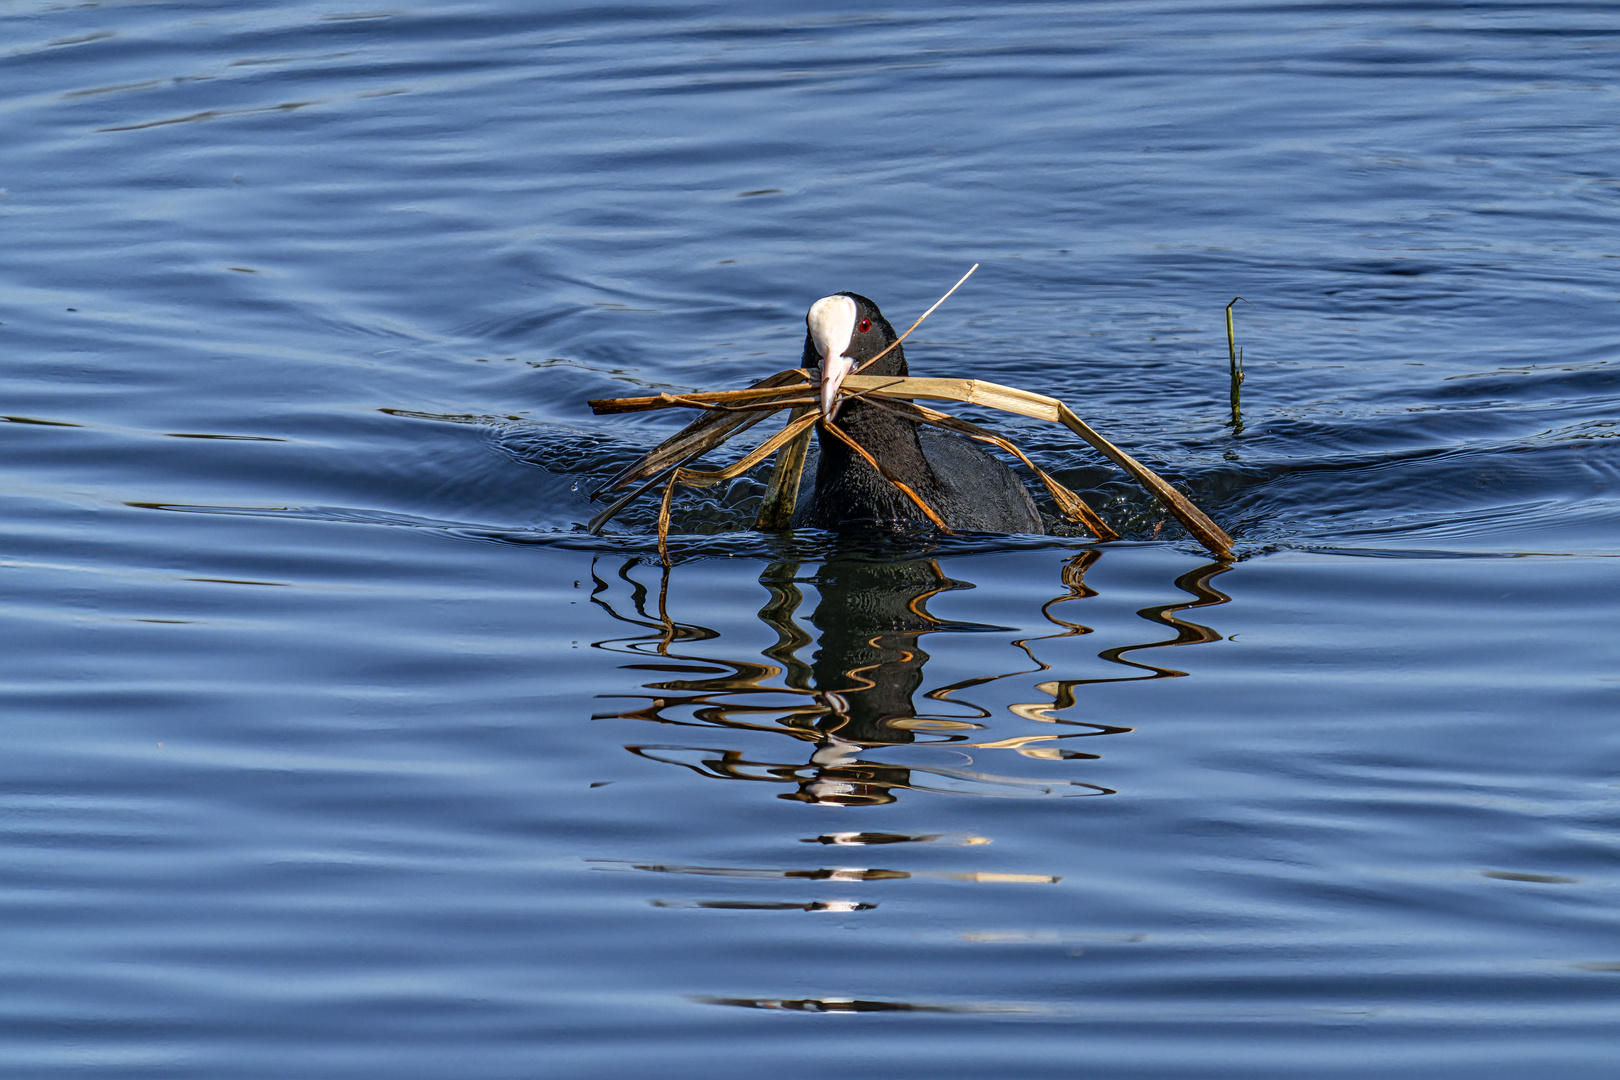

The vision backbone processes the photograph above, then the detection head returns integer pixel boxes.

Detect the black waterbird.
[793,292,1044,533]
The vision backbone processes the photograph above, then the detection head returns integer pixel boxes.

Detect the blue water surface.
[3,2,1618,1077]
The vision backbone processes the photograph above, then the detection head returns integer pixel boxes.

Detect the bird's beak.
[806,295,857,420]
[820,353,854,420]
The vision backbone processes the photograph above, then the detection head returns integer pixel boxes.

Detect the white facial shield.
[806,294,857,419]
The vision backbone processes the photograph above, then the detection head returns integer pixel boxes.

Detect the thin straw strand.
[852,264,979,377]
[820,419,953,532]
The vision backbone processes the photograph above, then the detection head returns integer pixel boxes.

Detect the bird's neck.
[819,397,937,491]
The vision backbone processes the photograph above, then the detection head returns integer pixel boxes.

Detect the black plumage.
[791,292,1044,534]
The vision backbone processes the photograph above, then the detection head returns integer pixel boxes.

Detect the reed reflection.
[591,548,1233,807]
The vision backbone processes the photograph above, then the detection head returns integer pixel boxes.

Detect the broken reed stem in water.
[1226,296,1247,431]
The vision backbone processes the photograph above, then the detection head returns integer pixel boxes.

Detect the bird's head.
[803,292,905,420]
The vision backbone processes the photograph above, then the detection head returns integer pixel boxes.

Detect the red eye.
[858,318,872,333]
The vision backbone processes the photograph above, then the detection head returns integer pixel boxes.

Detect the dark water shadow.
[590,545,1233,807]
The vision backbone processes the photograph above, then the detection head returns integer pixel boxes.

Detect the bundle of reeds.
[586,268,1232,559]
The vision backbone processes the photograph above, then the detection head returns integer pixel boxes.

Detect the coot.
[791,292,1044,533]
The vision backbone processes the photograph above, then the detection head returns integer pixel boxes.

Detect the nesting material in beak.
[806,294,857,419]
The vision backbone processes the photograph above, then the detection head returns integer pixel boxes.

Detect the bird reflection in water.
[590,548,1232,807]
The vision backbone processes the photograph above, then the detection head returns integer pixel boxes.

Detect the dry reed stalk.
[592,408,765,500]
[818,419,953,532]
[590,379,813,415]
[589,445,713,534]
[863,396,1118,541]
[598,412,818,538]
[656,470,677,561]
[592,369,809,502]
[674,409,820,487]
[838,375,1231,555]
[747,381,920,529]
[590,268,977,417]
[589,374,1230,555]
[850,263,978,378]
[755,405,813,529]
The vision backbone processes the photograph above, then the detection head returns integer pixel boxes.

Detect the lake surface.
[4,1,1619,1076]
